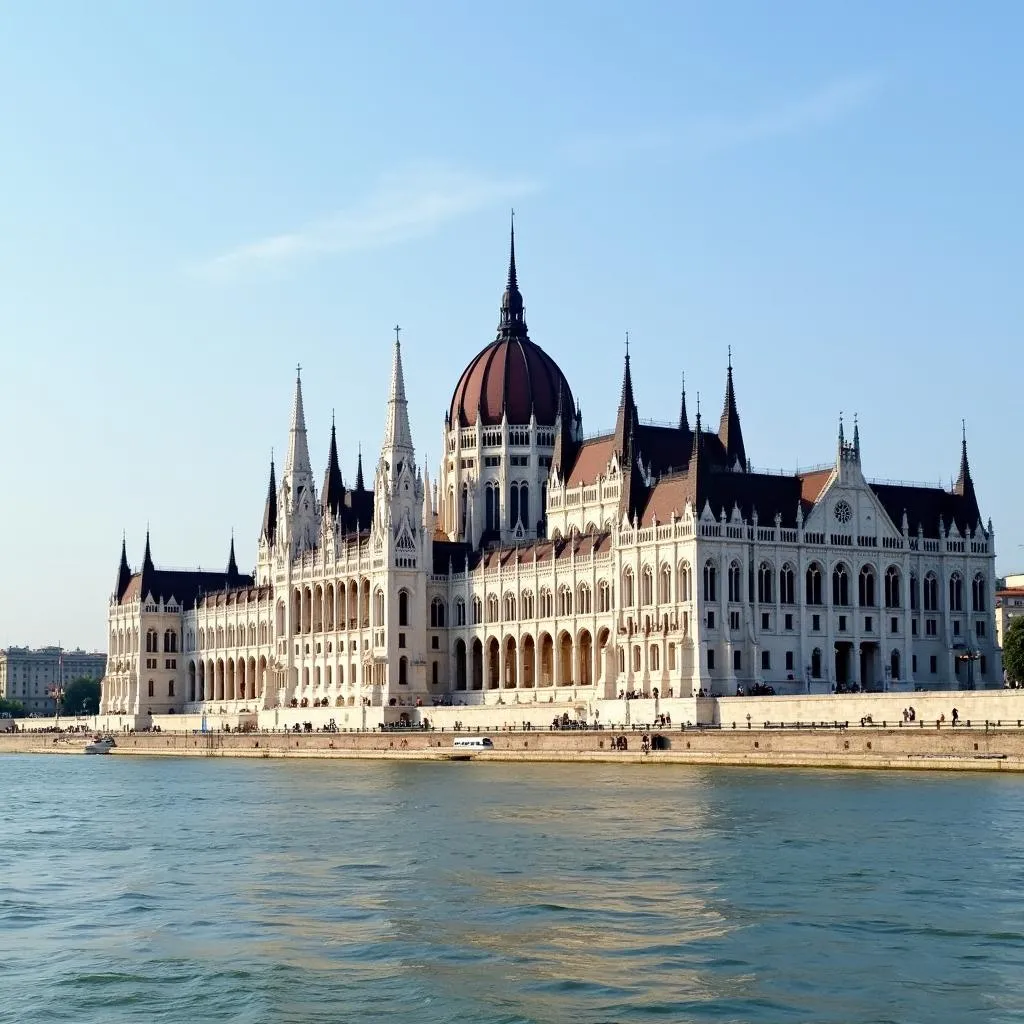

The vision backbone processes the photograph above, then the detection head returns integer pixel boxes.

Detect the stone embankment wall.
[6,721,1024,771]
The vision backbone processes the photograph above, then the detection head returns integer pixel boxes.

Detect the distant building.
[996,584,1024,652]
[0,647,107,714]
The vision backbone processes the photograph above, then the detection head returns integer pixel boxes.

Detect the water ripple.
[1,757,1024,1022]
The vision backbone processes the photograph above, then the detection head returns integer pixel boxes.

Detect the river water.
[2,756,1023,1023]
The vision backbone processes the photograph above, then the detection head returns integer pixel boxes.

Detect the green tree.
[0,697,26,718]
[1004,618,1024,686]
[61,677,101,715]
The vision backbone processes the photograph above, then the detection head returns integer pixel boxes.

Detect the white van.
[453,736,494,749]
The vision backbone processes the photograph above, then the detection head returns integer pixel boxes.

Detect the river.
[2,756,1023,1023]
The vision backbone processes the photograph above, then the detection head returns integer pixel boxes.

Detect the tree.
[1004,618,1024,686]
[0,698,26,718]
[61,677,101,716]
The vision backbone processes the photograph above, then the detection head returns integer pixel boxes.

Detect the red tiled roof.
[799,469,832,505]
[641,475,695,526]
[567,436,615,486]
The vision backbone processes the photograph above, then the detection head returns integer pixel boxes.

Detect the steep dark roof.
[119,568,255,608]
[432,540,473,575]
[871,483,981,538]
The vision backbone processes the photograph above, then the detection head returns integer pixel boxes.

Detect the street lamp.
[48,685,65,726]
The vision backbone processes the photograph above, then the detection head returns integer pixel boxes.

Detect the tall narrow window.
[972,573,986,612]
[399,590,409,626]
[858,566,876,607]
[806,563,822,605]
[704,561,717,603]
[949,572,963,612]
[832,564,849,606]
[728,561,742,603]
[780,564,795,604]
[884,566,901,609]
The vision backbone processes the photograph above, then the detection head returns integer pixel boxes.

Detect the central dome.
[449,337,573,428]
[448,218,574,429]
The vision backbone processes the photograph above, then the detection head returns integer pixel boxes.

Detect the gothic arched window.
[972,573,986,613]
[832,564,850,606]
[806,563,822,605]
[858,565,876,607]
[884,566,901,609]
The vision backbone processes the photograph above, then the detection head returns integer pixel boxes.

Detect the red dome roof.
[449,337,573,428]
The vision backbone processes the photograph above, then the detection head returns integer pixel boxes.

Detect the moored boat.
[84,735,116,755]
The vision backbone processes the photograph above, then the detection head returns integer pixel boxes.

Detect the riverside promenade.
[7,691,1024,772]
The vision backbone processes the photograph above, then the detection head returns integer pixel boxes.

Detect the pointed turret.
[552,378,577,478]
[355,445,365,492]
[678,372,689,432]
[261,456,277,545]
[497,211,527,341]
[613,340,639,455]
[284,367,313,495]
[954,420,975,501]
[142,529,154,575]
[227,535,239,578]
[381,327,415,466]
[619,421,648,525]
[322,414,345,517]
[115,534,132,601]
[718,349,746,472]
[853,414,861,460]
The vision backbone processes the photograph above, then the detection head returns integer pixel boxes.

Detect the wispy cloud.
[686,71,884,155]
[199,164,538,278]
[558,72,884,168]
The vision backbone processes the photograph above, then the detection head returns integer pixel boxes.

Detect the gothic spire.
[381,327,415,462]
[691,399,704,465]
[142,529,154,575]
[498,211,527,340]
[115,533,132,600]
[954,420,976,503]
[284,366,313,497]
[613,337,639,455]
[718,348,746,472]
[355,445,365,492]
[261,455,277,545]
[322,413,345,516]
[227,534,238,577]
[678,372,689,432]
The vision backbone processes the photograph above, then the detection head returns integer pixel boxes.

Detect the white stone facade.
[101,238,1001,720]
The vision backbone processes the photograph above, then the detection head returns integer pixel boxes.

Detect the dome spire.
[498,210,526,339]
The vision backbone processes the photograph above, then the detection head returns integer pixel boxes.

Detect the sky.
[1,1,1022,650]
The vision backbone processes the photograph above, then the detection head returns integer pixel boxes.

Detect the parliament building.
[101,226,1000,723]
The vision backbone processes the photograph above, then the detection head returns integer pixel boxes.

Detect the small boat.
[84,735,116,755]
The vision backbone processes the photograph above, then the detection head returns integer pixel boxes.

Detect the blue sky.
[1,1,1021,649]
